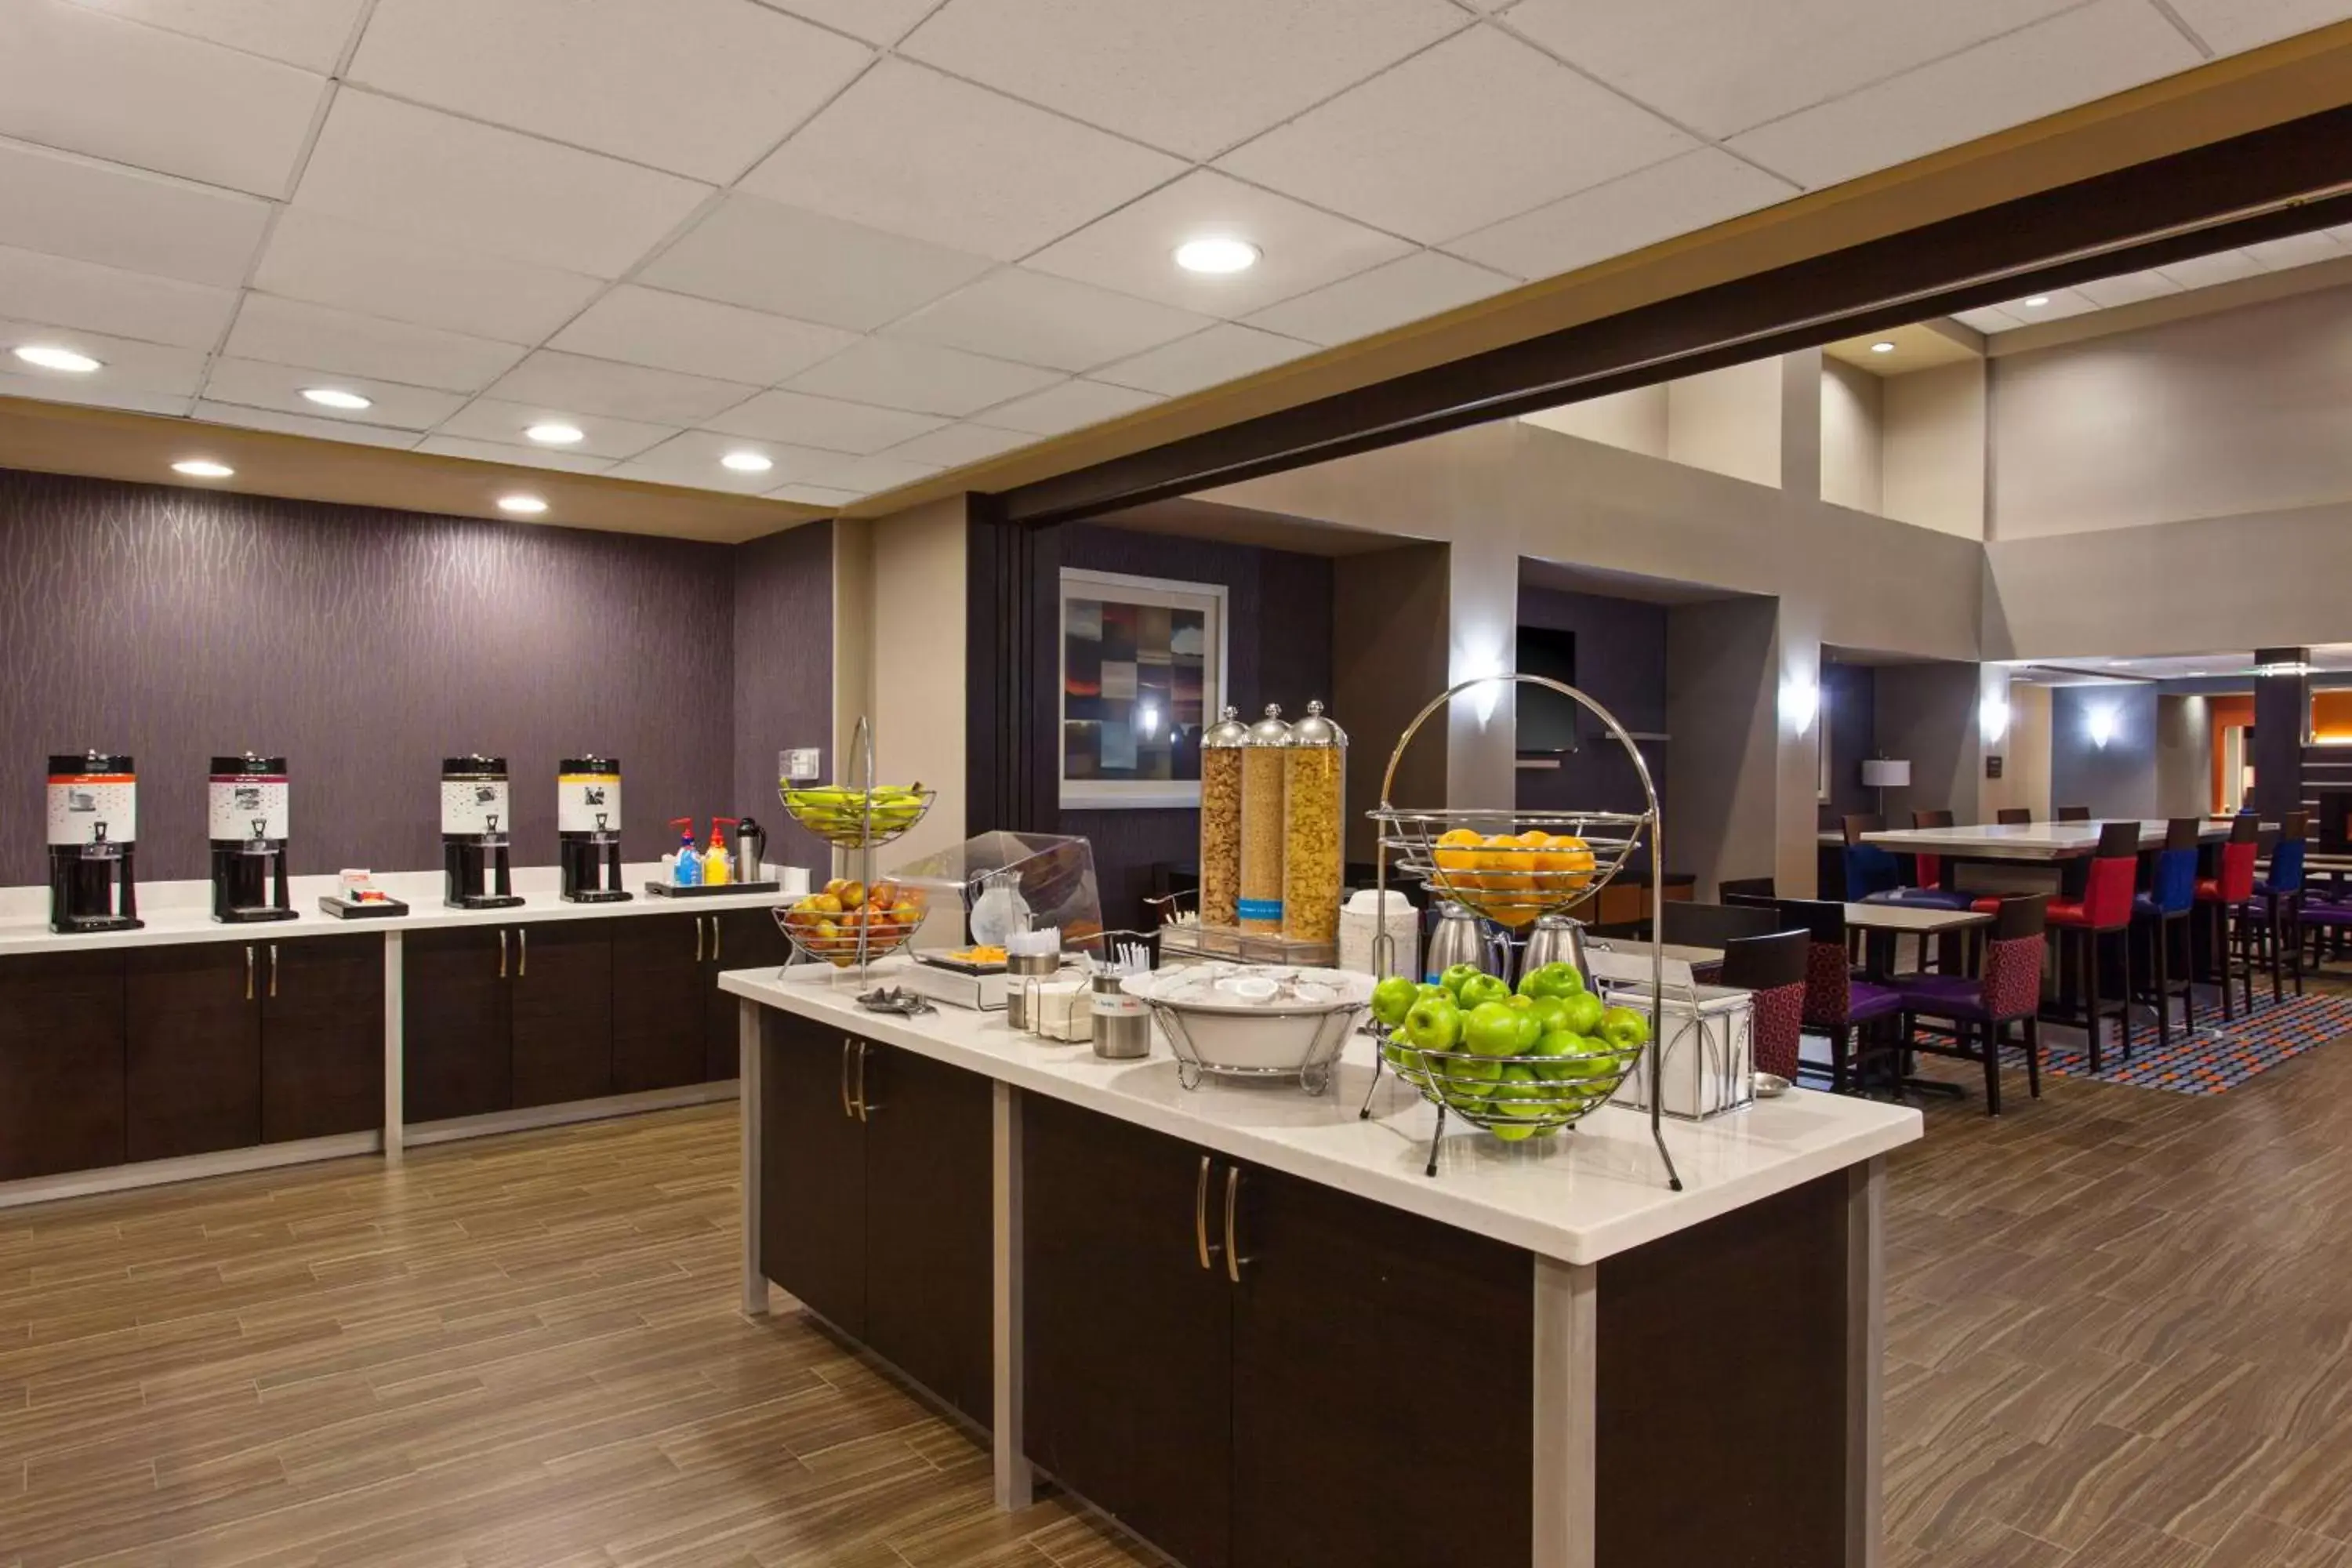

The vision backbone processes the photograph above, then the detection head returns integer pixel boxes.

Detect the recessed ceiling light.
[2188,670,2209,677]
[497,494,547,515]
[2107,660,2131,668]
[525,422,584,445]
[1870,341,1896,354]
[1174,237,1260,275]
[171,459,234,478]
[720,450,773,474]
[301,387,371,410]
[13,343,101,373]
[2023,296,2051,308]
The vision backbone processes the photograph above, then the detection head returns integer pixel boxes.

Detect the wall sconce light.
[1980,693,2011,745]
[2088,705,2119,749]
[1780,677,1820,735]
[1456,641,1509,726]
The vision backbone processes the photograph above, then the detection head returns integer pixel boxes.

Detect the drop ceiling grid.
[0,0,2343,505]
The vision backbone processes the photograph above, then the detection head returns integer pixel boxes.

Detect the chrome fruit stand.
[1361,674,1680,1189]
[776,715,936,979]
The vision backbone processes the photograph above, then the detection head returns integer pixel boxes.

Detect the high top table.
[1857,820,2257,862]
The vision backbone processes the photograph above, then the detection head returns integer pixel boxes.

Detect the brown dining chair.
[1996,809,2032,826]
[2056,806,2092,822]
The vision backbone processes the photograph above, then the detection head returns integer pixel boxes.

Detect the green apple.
[1404,996,1463,1054]
[1457,973,1512,1011]
[1599,1005,1652,1050]
[1381,1028,1423,1076]
[1513,1007,1544,1052]
[1438,963,1484,999]
[1561,992,1606,1036]
[1526,1030,1576,1083]
[1525,995,1569,1034]
[1554,1037,1623,1083]
[1416,982,1450,1004]
[1491,1065,1554,1120]
[1370,975,1418,1028]
[1490,1121,1540,1142]
[1462,1001,1526,1058]
[1516,961,1585,1001]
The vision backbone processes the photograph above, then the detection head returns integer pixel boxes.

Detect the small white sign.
[782,747,822,782]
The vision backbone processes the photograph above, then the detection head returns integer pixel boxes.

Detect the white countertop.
[720,960,1920,1267]
[0,862,811,958]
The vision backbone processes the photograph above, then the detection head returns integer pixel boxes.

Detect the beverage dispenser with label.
[557,755,630,903]
[47,751,142,933]
[209,752,295,922]
[441,754,523,909]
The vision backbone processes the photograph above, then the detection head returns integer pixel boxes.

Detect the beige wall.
[1664,597,1780,898]
[1518,383,1667,458]
[1666,357,1782,490]
[1990,281,2352,540]
[2156,694,2212,818]
[1883,360,1985,539]
[1819,359,1882,516]
[1870,662,1984,825]
[1980,680,2053,822]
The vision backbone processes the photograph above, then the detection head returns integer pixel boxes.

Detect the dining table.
[1857,819,2260,862]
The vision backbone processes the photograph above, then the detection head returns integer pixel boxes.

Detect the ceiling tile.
[703,388,947,453]
[1092,322,1312,396]
[764,481,866,506]
[188,399,419,448]
[2156,249,2267,291]
[413,434,619,475]
[608,430,829,493]
[293,89,712,278]
[60,0,369,71]
[885,268,1214,372]
[2165,0,2352,53]
[1,373,188,415]
[252,209,605,344]
[549,286,858,387]
[1,315,207,395]
[484,350,760,425]
[0,0,328,196]
[741,59,1185,262]
[433,397,678,460]
[638,194,995,332]
[2072,270,2182,308]
[1504,0,2081,141]
[901,0,1465,159]
[2241,230,2345,272]
[0,140,271,287]
[1991,287,2100,323]
[1026,169,1414,318]
[0,243,235,350]
[1443,147,1793,281]
[977,377,1163,436]
[201,356,468,430]
[789,450,943,497]
[880,421,1034,467]
[1218,28,1693,245]
[224,295,529,394]
[1725,0,2199,191]
[1950,306,2024,333]
[782,336,1059,417]
[1243,249,1514,346]
[754,0,942,45]
[348,0,870,183]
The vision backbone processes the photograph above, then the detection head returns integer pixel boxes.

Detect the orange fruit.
[1433,827,1486,896]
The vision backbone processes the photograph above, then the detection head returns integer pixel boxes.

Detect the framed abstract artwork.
[1059,568,1227,809]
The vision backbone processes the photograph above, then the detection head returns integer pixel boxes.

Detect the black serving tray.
[643,880,782,898]
[318,895,409,920]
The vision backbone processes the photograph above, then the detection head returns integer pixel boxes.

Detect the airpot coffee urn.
[210,753,296,922]
[557,755,630,903]
[442,754,522,909]
[47,751,143,933]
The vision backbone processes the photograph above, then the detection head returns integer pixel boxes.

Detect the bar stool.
[2130,818,2199,1050]
[1781,898,1904,1094]
[2056,806,2092,822]
[2045,820,2139,1071]
[1890,895,2049,1115]
[2253,811,2307,1003]
[2195,815,2259,1021]
[1996,809,2033,826]
[1721,928,1806,1083]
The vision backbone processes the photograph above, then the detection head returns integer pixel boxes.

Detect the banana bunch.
[779,782,931,845]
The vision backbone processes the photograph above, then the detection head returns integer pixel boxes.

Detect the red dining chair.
[1891,895,2049,1115]
[2196,813,2260,1021]
[2045,820,2139,1071]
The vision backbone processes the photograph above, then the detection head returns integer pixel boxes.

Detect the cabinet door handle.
[840,1037,855,1118]
[499,928,508,979]
[711,917,721,964]
[517,926,528,978]
[695,916,705,964]
[1195,1155,1219,1271]
[245,945,255,1001]
[854,1042,874,1120]
[1224,1165,1250,1284]
[268,944,278,999]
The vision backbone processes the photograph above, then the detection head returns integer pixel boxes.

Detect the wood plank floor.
[5,995,2351,1567]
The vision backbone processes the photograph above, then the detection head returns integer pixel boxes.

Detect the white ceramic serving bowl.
[1122,964,1373,1076]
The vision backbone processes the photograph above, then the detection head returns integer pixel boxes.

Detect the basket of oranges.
[1426,827,1599,927]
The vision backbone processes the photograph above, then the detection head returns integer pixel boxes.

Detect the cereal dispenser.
[1237,705,1291,935]
[1282,700,1346,945]
[1196,707,1247,928]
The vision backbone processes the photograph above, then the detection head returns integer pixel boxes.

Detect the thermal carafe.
[557,755,630,903]
[1423,901,1508,985]
[209,753,296,923]
[442,755,523,909]
[47,752,143,933]
[735,816,766,884]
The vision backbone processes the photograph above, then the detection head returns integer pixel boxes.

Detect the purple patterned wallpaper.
[0,468,829,882]
[731,521,834,871]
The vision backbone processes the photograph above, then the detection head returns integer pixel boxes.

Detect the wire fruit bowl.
[776,886,930,969]
[779,785,936,851]
[1383,811,1632,927]
[1381,1035,1644,1138]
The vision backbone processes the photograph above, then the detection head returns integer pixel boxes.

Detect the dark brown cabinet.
[262,934,383,1143]
[705,908,789,1081]
[1023,1098,1534,1568]
[510,921,612,1109]
[126,942,262,1161]
[0,950,125,1181]
[401,926,512,1123]
[612,913,704,1094]
[760,1008,994,1427]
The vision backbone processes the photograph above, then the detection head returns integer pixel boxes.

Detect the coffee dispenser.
[209,753,295,923]
[441,755,522,909]
[557,755,630,903]
[47,751,142,933]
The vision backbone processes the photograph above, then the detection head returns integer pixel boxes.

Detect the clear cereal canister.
[1237,704,1292,935]
[1282,700,1347,946]
[1196,706,1249,929]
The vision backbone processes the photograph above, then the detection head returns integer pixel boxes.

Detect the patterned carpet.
[2037,988,2352,1093]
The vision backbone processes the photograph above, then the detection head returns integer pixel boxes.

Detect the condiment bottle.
[1196,706,1248,929]
[1237,705,1291,935]
[1282,700,1347,946]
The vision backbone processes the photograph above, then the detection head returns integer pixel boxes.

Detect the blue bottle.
[672,819,702,887]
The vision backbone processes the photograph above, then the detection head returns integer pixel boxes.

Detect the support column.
[1531,1256,1599,1568]
[2253,646,2310,822]
[739,999,771,1319]
[381,930,404,1166]
[1446,535,1521,812]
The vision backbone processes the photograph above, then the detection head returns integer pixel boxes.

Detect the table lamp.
[1860,757,1911,819]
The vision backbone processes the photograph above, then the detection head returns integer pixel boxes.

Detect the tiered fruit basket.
[1365,674,1680,1189]
[775,717,935,975]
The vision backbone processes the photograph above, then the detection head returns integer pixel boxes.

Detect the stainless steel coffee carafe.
[1424,902,1511,985]
[1519,914,1590,978]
